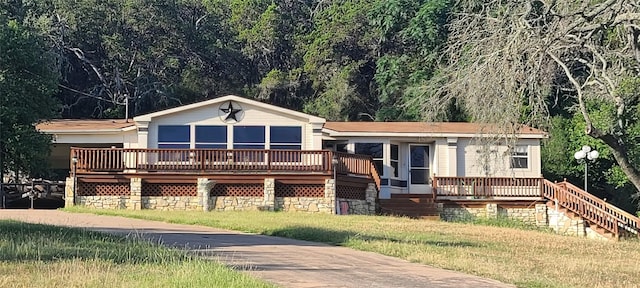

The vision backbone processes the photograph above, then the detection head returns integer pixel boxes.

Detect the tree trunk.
[591,133,640,195]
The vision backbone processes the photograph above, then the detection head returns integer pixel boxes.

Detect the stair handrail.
[369,161,381,192]
[542,180,640,237]
[542,180,621,236]
[561,181,640,233]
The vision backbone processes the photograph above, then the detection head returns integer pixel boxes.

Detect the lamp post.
[331,154,339,214]
[573,145,599,193]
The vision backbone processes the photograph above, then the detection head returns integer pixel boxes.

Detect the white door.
[409,145,431,193]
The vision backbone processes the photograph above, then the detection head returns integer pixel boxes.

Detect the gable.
[134,95,325,124]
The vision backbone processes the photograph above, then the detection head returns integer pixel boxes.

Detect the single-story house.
[40,95,546,197]
[35,95,640,239]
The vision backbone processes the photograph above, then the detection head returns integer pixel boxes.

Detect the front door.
[409,145,431,193]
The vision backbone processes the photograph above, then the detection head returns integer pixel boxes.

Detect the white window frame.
[510,145,529,169]
[390,144,399,178]
[354,142,384,177]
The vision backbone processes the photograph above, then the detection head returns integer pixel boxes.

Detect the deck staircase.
[378,194,440,219]
[542,179,640,239]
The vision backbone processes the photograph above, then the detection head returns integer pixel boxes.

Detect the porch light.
[574,145,598,193]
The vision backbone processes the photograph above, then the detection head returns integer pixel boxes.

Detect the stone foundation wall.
[78,196,129,209]
[441,206,487,221]
[276,197,333,213]
[441,203,548,227]
[142,196,200,211]
[498,207,537,225]
[67,177,377,215]
[210,196,265,211]
[337,198,367,214]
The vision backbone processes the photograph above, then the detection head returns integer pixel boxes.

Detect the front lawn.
[0,220,274,288]
[65,207,640,288]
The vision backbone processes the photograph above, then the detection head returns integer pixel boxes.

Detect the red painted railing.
[542,180,640,238]
[70,148,377,179]
[433,176,543,198]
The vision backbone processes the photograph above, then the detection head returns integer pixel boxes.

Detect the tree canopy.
[414,0,640,202]
[0,17,59,178]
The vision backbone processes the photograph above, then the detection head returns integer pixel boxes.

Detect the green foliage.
[370,0,450,121]
[0,17,59,177]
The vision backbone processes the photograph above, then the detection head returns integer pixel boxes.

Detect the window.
[390,144,399,178]
[355,143,383,176]
[270,126,302,150]
[195,126,227,149]
[158,125,190,148]
[233,126,265,149]
[510,145,528,168]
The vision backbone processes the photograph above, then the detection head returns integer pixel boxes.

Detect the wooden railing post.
[432,175,438,200]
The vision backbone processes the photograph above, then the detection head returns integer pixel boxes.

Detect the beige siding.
[54,133,128,144]
[456,138,541,177]
[304,123,315,149]
[435,139,448,177]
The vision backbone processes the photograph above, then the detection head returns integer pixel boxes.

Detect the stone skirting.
[66,176,376,215]
[441,203,548,227]
[210,196,265,211]
[277,197,333,213]
[78,196,129,209]
[142,196,200,211]
[337,183,377,215]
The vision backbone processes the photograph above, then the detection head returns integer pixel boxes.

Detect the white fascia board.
[40,129,126,134]
[134,94,327,123]
[122,125,137,132]
[324,131,547,139]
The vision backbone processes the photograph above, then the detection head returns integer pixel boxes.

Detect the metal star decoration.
[220,101,243,122]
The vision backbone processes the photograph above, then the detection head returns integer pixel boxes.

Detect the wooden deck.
[433,176,543,198]
[70,147,380,189]
[73,148,369,174]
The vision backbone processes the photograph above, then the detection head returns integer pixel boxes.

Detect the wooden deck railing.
[433,176,543,198]
[70,148,376,179]
[542,180,640,238]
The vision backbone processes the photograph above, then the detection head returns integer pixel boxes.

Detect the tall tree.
[416,1,640,198]
[0,18,59,178]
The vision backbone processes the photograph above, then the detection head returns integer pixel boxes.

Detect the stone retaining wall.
[547,205,585,236]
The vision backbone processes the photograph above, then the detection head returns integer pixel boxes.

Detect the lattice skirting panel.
[276,183,324,198]
[77,182,130,196]
[211,184,263,197]
[336,185,366,200]
[142,183,197,197]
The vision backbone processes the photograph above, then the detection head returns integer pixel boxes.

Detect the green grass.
[65,207,640,288]
[0,220,274,288]
[451,215,553,231]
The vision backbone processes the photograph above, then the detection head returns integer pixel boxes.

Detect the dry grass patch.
[0,220,274,288]
[66,208,640,288]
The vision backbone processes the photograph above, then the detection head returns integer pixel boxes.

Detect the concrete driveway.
[0,210,514,288]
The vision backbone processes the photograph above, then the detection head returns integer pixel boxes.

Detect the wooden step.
[379,198,441,218]
[391,193,434,199]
